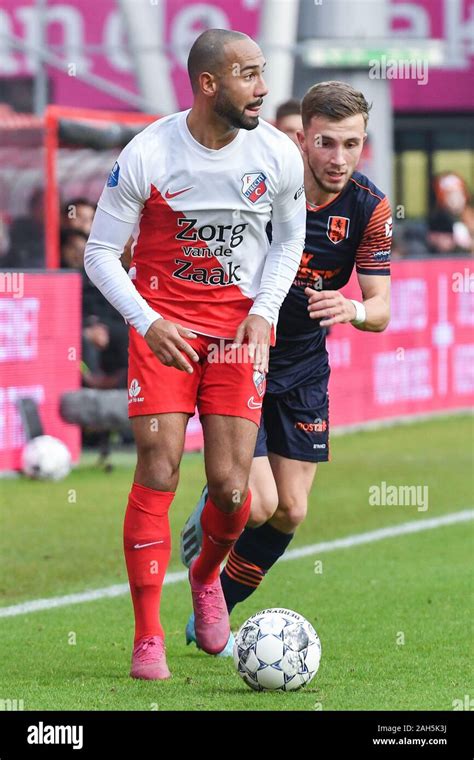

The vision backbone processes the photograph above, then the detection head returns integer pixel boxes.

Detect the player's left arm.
[306,195,392,332]
[234,139,306,371]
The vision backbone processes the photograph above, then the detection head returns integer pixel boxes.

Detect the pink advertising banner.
[0,263,470,466]
[1,0,472,113]
[327,258,474,427]
[0,272,82,470]
[391,0,474,111]
[0,0,259,111]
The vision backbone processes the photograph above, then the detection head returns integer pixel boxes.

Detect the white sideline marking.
[0,509,472,619]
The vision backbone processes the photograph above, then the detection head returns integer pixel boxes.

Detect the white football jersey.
[97,109,304,338]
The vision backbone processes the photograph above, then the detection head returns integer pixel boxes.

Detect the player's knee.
[135,444,180,492]
[248,490,279,527]
[208,474,249,514]
[276,494,308,530]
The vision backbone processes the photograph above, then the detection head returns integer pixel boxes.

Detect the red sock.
[123,483,174,643]
[191,491,252,584]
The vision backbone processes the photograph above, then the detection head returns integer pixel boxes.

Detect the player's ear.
[297,129,306,153]
[362,132,368,144]
[199,72,217,97]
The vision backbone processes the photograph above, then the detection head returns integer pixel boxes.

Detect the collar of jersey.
[179,109,246,158]
[306,180,352,213]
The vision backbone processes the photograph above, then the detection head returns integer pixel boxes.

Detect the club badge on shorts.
[253,370,266,397]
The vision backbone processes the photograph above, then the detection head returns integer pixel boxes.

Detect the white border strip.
[1,509,471,619]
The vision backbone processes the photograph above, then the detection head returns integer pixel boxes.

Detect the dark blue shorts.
[254,339,330,463]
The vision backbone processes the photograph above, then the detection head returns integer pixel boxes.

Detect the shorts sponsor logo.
[129,378,144,403]
[253,370,266,397]
[327,215,350,244]
[241,172,268,203]
[295,418,327,433]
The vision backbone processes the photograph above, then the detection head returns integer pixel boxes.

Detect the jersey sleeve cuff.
[248,306,274,328]
[136,308,162,337]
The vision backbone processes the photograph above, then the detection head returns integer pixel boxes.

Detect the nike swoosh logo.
[164,187,193,199]
[247,397,262,410]
[133,540,164,549]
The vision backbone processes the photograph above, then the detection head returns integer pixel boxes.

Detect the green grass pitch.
[0,415,472,711]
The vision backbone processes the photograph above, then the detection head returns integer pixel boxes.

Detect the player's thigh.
[248,455,279,526]
[131,412,189,489]
[269,453,317,522]
[201,414,259,507]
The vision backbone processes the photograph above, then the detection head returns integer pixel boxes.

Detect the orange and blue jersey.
[277,170,391,342]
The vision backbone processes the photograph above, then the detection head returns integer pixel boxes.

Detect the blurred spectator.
[62,197,96,236]
[3,188,44,268]
[60,228,88,269]
[396,219,430,259]
[60,226,128,390]
[461,201,474,248]
[0,212,9,260]
[427,173,473,254]
[275,98,302,148]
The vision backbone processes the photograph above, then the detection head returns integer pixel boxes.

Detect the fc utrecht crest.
[242,172,268,203]
[253,370,266,397]
[327,215,350,244]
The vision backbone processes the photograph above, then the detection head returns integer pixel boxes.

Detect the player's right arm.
[84,139,199,373]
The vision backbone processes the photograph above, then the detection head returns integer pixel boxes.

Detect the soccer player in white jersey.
[181,82,391,657]
[84,28,306,679]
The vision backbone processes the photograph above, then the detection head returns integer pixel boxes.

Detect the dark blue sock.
[221,523,294,613]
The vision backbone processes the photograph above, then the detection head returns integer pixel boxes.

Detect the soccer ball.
[233,608,321,692]
[21,435,72,481]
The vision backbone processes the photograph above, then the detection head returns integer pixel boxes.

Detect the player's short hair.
[301,81,371,129]
[275,98,301,122]
[187,28,250,94]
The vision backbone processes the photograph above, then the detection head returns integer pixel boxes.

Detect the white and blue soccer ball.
[21,435,72,481]
[233,608,321,692]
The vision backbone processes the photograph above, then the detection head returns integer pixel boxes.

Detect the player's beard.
[306,155,349,196]
[214,90,261,131]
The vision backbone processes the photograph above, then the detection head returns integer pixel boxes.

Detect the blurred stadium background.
[0,0,472,713]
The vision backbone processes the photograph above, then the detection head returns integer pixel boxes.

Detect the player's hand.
[305,288,357,327]
[232,314,271,373]
[144,319,200,373]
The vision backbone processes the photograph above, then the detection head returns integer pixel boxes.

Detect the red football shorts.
[127,329,266,425]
